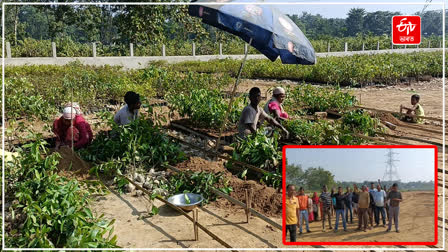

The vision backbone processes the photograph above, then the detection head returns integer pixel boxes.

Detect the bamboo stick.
[396,123,446,136]
[377,132,444,147]
[120,175,236,250]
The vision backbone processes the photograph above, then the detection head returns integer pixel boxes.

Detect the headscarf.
[63,102,82,115]
[312,192,319,204]
[62,107,76,120]
[273,87,286,96]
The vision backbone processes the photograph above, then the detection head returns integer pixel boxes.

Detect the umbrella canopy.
[189,0,316,65]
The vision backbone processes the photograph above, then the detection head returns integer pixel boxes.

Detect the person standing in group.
[345,187,353,224]
[384,185,390,220]
[285,184,300,242]
[332,187,348,232]
[331,188,336,217]
[352,184,360,216]
[312,192,320,221]
[357,185,370,232]
[319,185,333,231]
[368,182,376,228]
[114,91,141,126]
[297,187,312,234]
[308,195,314,222]
[238,87,289,139]
[386,183,403,233]
[373,183,387,227]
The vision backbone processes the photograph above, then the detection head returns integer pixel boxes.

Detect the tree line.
[1,1,445,46]
[286,163,434,192]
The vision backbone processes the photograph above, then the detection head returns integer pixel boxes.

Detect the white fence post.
[362,43,365,51]
[428,41,431,48]
[377,41,380,50]
[219,43,223,55]
[244,43,248,54]
[404,44,407,49]
[344,42,348,52]
[391,42,393,49]
[52,42,57,58]
[130,43,134,57]
[92,42,96,57]
[417,44,419,49]
[162,44,166,57]
[327,41,330,52]
[6,42,11,58]
[439,41,442,48]
[192,42,196,56]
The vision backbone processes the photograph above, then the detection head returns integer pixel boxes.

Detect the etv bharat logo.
[392,16,421,45]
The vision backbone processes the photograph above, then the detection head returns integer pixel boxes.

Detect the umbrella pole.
[215,38,253,152]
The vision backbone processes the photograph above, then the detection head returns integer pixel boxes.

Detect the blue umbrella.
[189,0,316,65]
[189,0,315,148]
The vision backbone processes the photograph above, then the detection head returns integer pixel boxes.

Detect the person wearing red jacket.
[53,106,93,149]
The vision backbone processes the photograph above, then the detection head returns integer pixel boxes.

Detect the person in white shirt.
[114,91,141,126]
[373,184,387,227]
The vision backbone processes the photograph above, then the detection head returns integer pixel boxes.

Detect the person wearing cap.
[238,87,289,139]
[53,106,93,150]
[264,87,289,121]
[114,91,141,126]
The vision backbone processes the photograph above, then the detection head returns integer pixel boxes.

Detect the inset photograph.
[283,146,437,245]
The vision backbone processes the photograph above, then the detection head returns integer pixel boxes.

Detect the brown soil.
[175,156,282,217]
[377,112,403,125]
[55,146,93,180]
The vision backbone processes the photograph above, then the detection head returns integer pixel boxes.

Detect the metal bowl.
[167,193,203,211]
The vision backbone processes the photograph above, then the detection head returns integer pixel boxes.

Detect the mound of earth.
[176,156,282,217]
[377,112,402,125]
[55,146,92,179]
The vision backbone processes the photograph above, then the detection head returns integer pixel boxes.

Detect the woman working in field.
[264,87,289,120]
[53,106,93,150]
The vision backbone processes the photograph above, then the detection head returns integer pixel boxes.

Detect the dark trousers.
[374,206,386,225]
[345,204,353,223]
[368,207,374,226]
[285,224,297,242]
[322,206,332,229]
[358,208,368,230]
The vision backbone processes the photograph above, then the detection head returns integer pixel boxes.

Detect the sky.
[273,0,444,18]
[285,148,435,182]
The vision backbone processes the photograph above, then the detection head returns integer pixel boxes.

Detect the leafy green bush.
[230,130,282,170]
[341,109,383,136]
[5,140,118,248]
[80,112,186,172]
[166,88,244,129]
[284,84,357,114]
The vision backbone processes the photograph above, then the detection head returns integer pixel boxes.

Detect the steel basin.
[167,193,203,211]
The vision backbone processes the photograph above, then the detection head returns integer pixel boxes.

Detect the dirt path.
[91,190,283,249]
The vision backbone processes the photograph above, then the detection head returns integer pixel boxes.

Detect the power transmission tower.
[383,149,400,182]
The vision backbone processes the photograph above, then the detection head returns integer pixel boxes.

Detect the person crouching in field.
[297,187,312,234]
[238,87,289,139]
[114,91,141,126]
[400,94,425,124]
[285,185,300,242]
[264,87,289,121]
[332,186,348,232]
[53,106,93,150]
[386,183,403,233]
[320,185,333,231]
[357,185,370,232]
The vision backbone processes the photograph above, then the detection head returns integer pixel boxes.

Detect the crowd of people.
[285,182,403,242]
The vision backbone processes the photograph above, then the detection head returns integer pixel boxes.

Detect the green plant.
[230,129,282,170]
[341,109,384,136]
[168,171,232,203]
[166,88,245,129]
[5,139,118,248]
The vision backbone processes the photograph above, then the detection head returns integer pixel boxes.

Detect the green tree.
[285,163,305,187]
[303,167,335,191]
[345,8,366,36]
